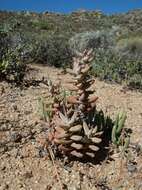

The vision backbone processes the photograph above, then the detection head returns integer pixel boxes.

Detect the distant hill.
[0,9,142,37]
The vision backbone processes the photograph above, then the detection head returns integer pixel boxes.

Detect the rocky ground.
[0,64,142,190]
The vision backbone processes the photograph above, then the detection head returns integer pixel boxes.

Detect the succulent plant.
[47,49,103,158]
[111,112,128,147]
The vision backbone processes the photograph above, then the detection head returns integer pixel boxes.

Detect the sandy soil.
[0,64,142,190]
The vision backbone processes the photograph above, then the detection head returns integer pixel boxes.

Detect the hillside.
[0,9,142,36]
[0,9,142,89]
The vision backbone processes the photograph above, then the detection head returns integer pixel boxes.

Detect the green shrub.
[128,74,142,89]
[92,50,142,90]
[0,45,27,83]
[69,29,118,55]
[69,30,142,90]
[32,34,72,67]
[0,31,11,60]
[31,20,54,30]
[116,37,142,58]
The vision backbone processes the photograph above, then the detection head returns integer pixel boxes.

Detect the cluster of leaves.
[111,112,131,154]
[112,112,127,145]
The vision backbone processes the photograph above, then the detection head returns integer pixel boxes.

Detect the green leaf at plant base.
[116,112,127,135]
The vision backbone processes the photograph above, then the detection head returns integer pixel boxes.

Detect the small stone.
[23,171,33,179]
[12,104,18,111]
[127,161,137,173]
[40,83,48,88]
[9,132,22,143]
[0,184,9,190]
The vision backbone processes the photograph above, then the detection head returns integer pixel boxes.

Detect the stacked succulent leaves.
[48,50,103,158]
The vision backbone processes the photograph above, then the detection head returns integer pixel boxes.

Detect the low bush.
[115,36,142,58]
[0,44,28,83]
[92,49,142,90]
[128,74,142,89]
[31,20,54,30]
[32,34,72,67]
[0,31,11,60]
[69,29,118,55]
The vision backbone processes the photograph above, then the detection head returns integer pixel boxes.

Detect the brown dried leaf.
[71,143,83,150]
[83,121,90,136]
[66,68,76,75]
[79,93,86,101]
[76,75,83,81]
[92,126,98,134]
[54,116,69,128]
[78,90,84,95]
[53,103,60,108]
[78,104,85,110]
[95,131,103,136]
[91,137,102,143]
[85,152,95,158]
[70,135,82,141]
[70,150,83,158]
[81,65,91,74]
[88,96,98,103]
[90,102,96,109]
[82,55,90,62]
[89,145,99,151]
[68,111,78,125]
[87,48,93,54]
[88,56,94,62]
[69,125,82,132]
[54,131,69,139]
[65,84,78,91]
[59,111,69,124]
[55,126,65,133]
[67,96,79,104]
[54,138,72,145]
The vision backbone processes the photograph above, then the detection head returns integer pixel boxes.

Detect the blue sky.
[0,0,142,14]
